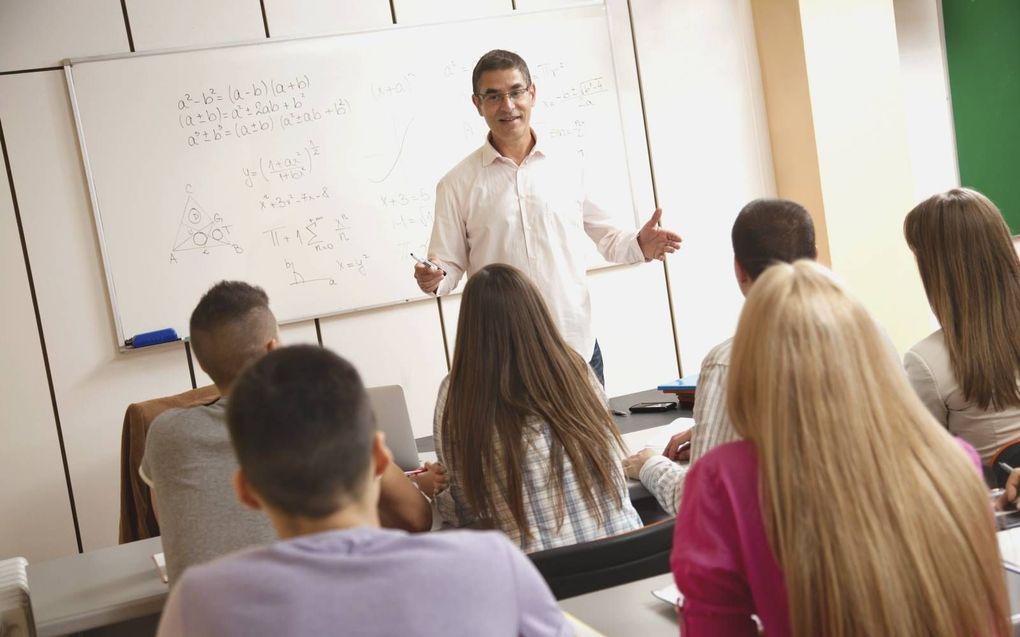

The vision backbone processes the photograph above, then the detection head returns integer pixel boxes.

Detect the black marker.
[410,253,447,275]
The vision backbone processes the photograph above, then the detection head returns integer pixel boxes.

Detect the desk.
[560,573,677,636]
[563,570,1020,637]
[27,523,1020,636]
[28,537,165,636]
[414,388,691,453]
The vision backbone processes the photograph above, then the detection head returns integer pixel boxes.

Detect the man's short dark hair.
[472,49,532,95]
[227,345,376,518]
[731,199,817,280]
[189,281,277,388]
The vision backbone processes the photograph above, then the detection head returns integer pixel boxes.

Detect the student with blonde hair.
[671,261,1008,636]
[904,187,1020,461]
[434,263,642,552]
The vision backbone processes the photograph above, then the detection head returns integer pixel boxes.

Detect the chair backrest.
[990,437,1020,488]
[365,385,419,471]
[527,518,675,600]
[120,384,221,543]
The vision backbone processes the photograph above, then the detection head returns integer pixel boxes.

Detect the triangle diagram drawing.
[172,195,237,253]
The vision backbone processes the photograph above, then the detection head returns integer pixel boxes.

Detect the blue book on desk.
[658,373,698,392]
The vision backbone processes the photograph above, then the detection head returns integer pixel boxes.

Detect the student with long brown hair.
[904,188,1020,461]
[434,264,642,552]
[671,261,1009,636]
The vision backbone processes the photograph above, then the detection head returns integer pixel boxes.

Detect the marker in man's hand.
[410,253,446,275]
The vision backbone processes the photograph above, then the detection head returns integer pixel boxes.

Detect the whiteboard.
[66,3,651,344]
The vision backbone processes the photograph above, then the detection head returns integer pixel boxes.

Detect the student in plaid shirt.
[622,199,818,515]
[434,264,642,552]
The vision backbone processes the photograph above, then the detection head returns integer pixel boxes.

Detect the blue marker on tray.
[125,328,180,348]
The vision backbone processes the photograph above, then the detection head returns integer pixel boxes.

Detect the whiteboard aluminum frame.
[63,0,653,351]
[64,63,129,349]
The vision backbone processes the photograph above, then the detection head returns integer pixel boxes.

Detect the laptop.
[366,385,420,471]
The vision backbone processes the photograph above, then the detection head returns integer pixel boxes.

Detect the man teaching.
[414,49,682,384]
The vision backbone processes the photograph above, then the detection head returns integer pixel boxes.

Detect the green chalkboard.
[942,0,1020,232]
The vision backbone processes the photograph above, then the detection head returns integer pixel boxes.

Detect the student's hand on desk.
[996,468,1020,511]
[413,262,444,294]
[623,448,658,480]
[413,462,448,497]
[663,427,694,461]
[637,208,683,261]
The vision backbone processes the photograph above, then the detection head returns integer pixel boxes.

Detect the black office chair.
[527,518,675,600]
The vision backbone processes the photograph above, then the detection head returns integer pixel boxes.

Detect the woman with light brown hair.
[671,261,1008,636]
[904,188,1020,461]
[433,263,642,552]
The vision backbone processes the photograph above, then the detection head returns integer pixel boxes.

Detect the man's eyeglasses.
[475,86,532,105]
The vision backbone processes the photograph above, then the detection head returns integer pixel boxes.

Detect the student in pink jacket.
[671,261,1009,637]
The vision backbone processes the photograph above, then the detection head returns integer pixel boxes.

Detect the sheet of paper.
[651,582,682,606]
[998,527,1020,573]
[152,552,168,584]
[620,419,695,455]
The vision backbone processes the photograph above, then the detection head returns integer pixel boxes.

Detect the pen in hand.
[410,253,447,276]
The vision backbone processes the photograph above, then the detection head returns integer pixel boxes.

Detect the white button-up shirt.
[428,136,644,357]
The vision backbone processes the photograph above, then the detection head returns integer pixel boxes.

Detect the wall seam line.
[0,116,84,554]
[119,0,135,53]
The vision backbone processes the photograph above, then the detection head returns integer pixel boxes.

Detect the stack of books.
[0,557,35,636]
[657,373,698,408]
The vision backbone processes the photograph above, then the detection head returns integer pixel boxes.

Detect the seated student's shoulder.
[143,407,191,460]
[691,440,758,488]
[906,329,949,364]
[702,336,735,368]
[397,530,534,578]
[146,402,226,453]
[383,527,510,561]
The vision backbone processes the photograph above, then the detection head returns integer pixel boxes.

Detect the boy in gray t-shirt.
[139,398,274,584]
[141,281,432,584]
[157,346,569,637]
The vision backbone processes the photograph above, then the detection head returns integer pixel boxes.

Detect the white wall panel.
[0,0,128,73]
[0,145,78,562]
[278,319,319,345]
[124,0,265,51]
[589,264,677,397]
[893,0,959,202]
[0,71,194,551]
[631,0,775,373]
[263,0,393,38]
[319,300,447,440]
[391,0,512,25]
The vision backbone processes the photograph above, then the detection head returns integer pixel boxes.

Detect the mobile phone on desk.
[629,401,678,414]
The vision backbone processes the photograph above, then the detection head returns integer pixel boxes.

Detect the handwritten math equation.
[285,253,370,287]
[541,76,608,109]
[257,187,331,211]
[242,140,321,187]
[174,75,352,148]
[263,214,354,253]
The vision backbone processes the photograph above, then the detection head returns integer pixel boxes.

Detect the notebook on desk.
[658,374,698,408]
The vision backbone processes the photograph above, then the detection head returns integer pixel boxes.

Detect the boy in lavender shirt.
[156,345,570,637]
